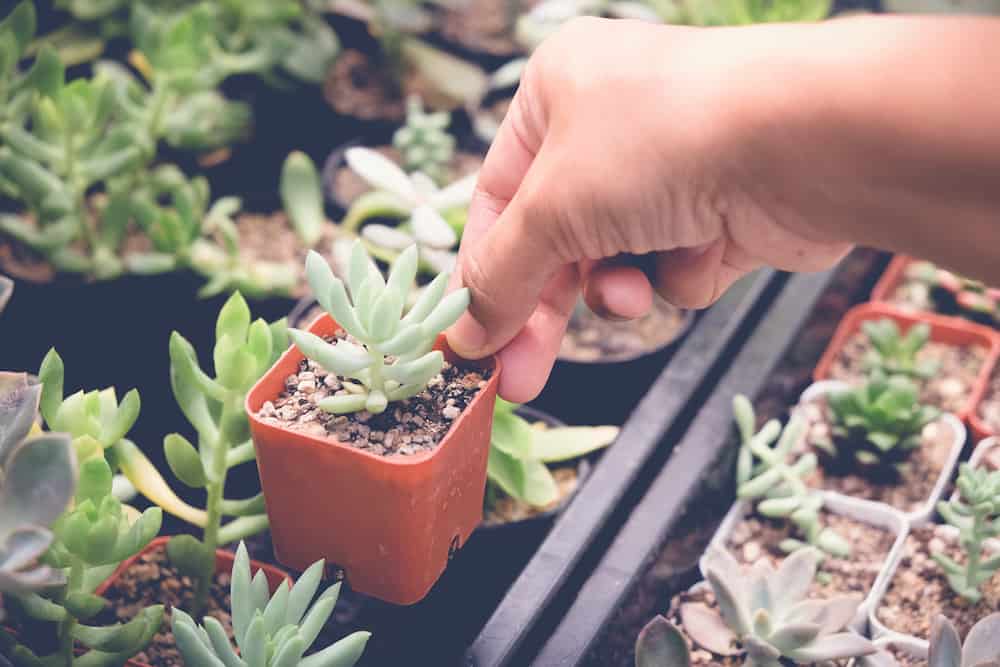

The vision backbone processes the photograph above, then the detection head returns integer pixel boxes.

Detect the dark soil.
[330,146,483,209]
[976,368,1000,436]
[483,466,577,525]
[727,510,895,600]
[324,50,407,121]
[827,330,987,414]
[256,330,491,456]
[559,298,689,362]
[96,548,233,667]
[876,525,1000,640]
[798,399,957,514]
[437,0,532,56]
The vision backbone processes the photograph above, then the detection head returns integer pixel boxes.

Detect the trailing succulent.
[172,541,370,667]
[733,395,850,557]
[289,242,469,415]
[0,373,76,621]
[813,371,940,475]
[486,399,618,510]
[859,318,939,380]
[634,546,876,667]
[116,293,288,615]
[342,146,475,275]
[933,464,1000,602]
[392,96,456,185]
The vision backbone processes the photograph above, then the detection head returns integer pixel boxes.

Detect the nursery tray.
[467,250,887,667]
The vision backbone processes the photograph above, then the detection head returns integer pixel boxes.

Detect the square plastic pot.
[813,302,1000,421]
[709,492,910,633]
[94,536,290,667]
[867,524,1000,649]
[246,312,501,606]
[798,380,966,525]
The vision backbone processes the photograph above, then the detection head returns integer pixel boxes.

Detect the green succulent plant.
[392,96,456,185]
[634,546,876,666]
[6,439,163,667]
[114,293,287,615]
[813,371,940,475]
[733,395,850,557]
[289,242,469,415]
[683,0,831,24]
[172,541,370,667]
[904,260,1000,326]
[927,613,1000,667]
[933,464,1000,602]
[486,400,618,510]
[860,318,939,380]
[0,373,76,620]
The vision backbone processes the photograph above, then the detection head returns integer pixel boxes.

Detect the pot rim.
[555,301,696,366]
[798,380,967,525]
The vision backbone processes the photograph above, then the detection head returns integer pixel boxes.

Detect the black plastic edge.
[528,268,838,667]
[465,268,782,667]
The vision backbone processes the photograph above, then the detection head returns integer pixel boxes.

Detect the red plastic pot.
[246,312,500,606]
[870,254,912,305]
[94,537,289,667]
[813,302,1000,422]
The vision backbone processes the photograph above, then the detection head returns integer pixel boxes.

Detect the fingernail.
[447,313,489,359]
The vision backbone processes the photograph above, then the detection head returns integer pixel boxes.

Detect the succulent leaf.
[635,616,692,667]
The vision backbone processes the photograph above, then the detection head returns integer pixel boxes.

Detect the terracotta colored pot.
[870,254,914,304]
[969,392,998,441]
[246,312,501,606]
[813,302,1000,421]
[94,536,289,667]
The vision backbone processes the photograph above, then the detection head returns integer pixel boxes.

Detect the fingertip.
[446,313,490,360]
[583,264,654,321]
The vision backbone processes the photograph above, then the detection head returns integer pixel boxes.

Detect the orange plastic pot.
[813,302,1000,421]
[246,312,500,606]
[870,254,912,304]
[94,537,289,667]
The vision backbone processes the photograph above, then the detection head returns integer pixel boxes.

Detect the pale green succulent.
[861,318,939,381]
[733,395,850,557]
[172,541,370,667]
[933,464,1000,602]
[0,373,76,617]
[289,242,469,415]
[646,545,876,667]
[928,614,1000,667]
[392,96,455,185]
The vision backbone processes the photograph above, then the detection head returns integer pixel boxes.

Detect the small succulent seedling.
[487,399,618,509]
[927,613,1000,667]
[637,546,875,666]
[342,146,476,274]
[289,242,469,415]
[933,464,1000,602]
[814,371,940,475]
[733,395,851,557]
[172,541,371,667]
[393,96,456,184]
[0,374,75,620]
[860,318,939,380]
[116,293,289,615]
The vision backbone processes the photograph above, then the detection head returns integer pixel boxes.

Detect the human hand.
[447,17,851,402]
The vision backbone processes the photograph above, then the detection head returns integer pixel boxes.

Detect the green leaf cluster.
[860,318,939,380]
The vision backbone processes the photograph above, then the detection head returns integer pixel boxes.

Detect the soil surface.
[330,146,483,209]
[96,548,233,667]
[483,466,577,525]
[883,646,926,667]
[229,211,344,298]
[559,298,689,362]
[727,510,895,601]
[437,0,534,56]
[976,368,1000,436]
[256,330,491,456]
[798,399,957,514]
[663,586,854,667]
[827,330,987,414]
[876,525,1000,640]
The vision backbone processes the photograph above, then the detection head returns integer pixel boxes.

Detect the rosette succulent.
[392,96,455,184]
[289,242,469,415]
[860,318,939,380]
[172,541,370,667]
[340,146,476,274]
